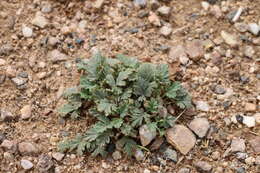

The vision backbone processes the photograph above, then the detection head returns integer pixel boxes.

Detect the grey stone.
[157,6,171,16]
[166,125,196,155]
[160,25,172,37]
[213,85,226,94]
[221,31,238,47]
[93,0,105,9]
[242,116,256,127]
[236,152,248,160]
[0,44,13,55]
[0,110,15,122]
[1,140,17,153]
[196,101,210,112]
[21,159,34,170]
[194,161,212,173]
[11,77,28,86]
[189,118,210,138]
[231,138,245,153]
[20,105,32,120]
[236,167,246,173]
[134,0,147,7]
[52,152,65,161]
[112,151,122,160]
[248,23,259,36]
[168,45,187,62]
[139,124,156,146]
[234,23,248,33]
[163,148,178,162]
[0,132,6,144]
[18,142,39,156]
[185,39,204,60]
[0,74,5,84]
[22,26,33,38]
[249,137,260,153]
[41,4,52,13]
[48,49,68,63]
[178,168,190,173]
[32,13,48,28]
[37,154,54,173]
[243,46,255,58]
[134,149,145,161]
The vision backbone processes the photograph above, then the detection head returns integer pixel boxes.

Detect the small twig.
[249,131,259,136]
[172,109,186,123]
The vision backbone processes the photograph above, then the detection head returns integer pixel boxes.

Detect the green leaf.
[144,99,159,113]
[58,102,82,116]
[97,99,115,116]
[130,109,151,127]
[166,82,182,99]
[137,63,155,82]
[116,54,139,68]
[106,74,116,87]
[116,69,133,86]
[110,118,123,128]
[62,87,79,98]
[120,124,137,137]
[117,137,138,156]
[156,64,170,83]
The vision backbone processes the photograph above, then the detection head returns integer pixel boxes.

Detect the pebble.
[31,12,48,28]
[18,142,39,156]
[93,0,105,9]
[41,4,52,13]
[188,118,210,138]
[245,156,255,165]
[0,132,6,143]
[243,46,255,58]
[234,23,248,33]
[78,20,87,30]
[166,125,196,155]
[0,110,15,122]
[168,45,187,62]
[236,152,248,160]
[249,137,260,153]
[242,116,256,127]
[18,71,28,78]
[150,0,160,10]
[143,169,150,173]
[163,148,178,162]
[255,156,260,165]
[178,168,190,173]
[134,0,147,7]
[11,77,28,86]
[20,105,32,120]
[139,124,156,146]
[37,154,54,173]
[254,113,260,124]
[244,102,256,112]
[248,23,259,36]
[236,167,246,173]
[211,151,220,160]
[48,49,68,63]
[196,101,210,112]
[0,44,13,55]
[134,149,145,161]
[48,37,59,46]
[150,137,164,151]
[201,1,210,11]
[194,161,212,173]
[22,26,33,38]
[185,39,204,60]
[213,85,226,94]
[5,66,16,77]
[21,159,34,170]
[157,6,171,16]
[231,138,245,153]
[148,12,161,26]
[160,25,172,37]
[232,7,243,22]
[1,140,17,153]
[0,59,6,66]
[52,152,65,161]
[210,5,222,19]
[112,151,122,160]
[221,31,238,47]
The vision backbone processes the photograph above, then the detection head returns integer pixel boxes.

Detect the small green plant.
[58,53,191,157]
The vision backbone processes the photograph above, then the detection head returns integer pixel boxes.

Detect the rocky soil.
[0,0,259,173]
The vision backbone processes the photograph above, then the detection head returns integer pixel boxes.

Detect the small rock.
[221,31,238,47]
[18,71,28,78]
[139,124,156,146]
[22,26,33,38]
[231,138,245,153]
[244,102,256,112]
[211,151,220,160]
[236,167,246,173]
[157,6,171,16]
[18,142,39,156]
[196,101,210,112]
[231,7,243,22]
[48,49,68,63]
[163,148,178,162]
[234,23,248,33]
[188,118,210,138]
[236,152,248,160]
[48,37,60,46]
[5,66,16,77]
[178,168,190,173]
[0,59,6,66]
[134,0,147,7]
[160,25,172,37]
[41,4,52,13]
[248,23,259,36]
[112,151,122,160]
[254,113,260,124]
[0,44,13,55]
[185,39,204,60]
[150,137,164,151]
[150,0,160,10]
[20,105,32,120]
[245,156,255,165]
[37,154,54,173]
[78,20,87,30]
[1,140,17,153]
[11,77,28,86]
[143,169,151,173]
[168,45,187,62]
[242,116,256,127]
[213,85,226,94]
[134,149,145,161]
[148,12,161,26]
[201,1,210,11]
[52,152,65,161]
[0,132,6,144]
[194,161,212,173]
[93,0,105,9]
[21,159,34,170]
[31,13,48,28]
[255,156,260,165]
[249,137,260,153]
[210,5,222,19]
[0,110,15,122]
[243,46,255,58]
[166,125,196,155]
